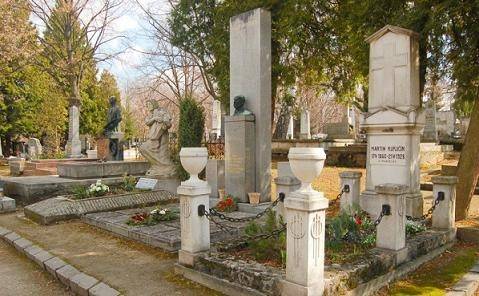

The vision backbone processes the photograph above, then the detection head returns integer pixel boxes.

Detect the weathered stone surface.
[225,115,256,202]
[57,161,150,179]
[0,196,16,213]
[89,282,120,296]
[44,257,68,278]
[70,273,99,296]
[57,265,82,286]
[13,238,33,252]
[4,232,20,245]
[24,245,43,261]
[66,104,82,158]
[206,159,225,199]
[32,250,54,268]
[24,190,175,225]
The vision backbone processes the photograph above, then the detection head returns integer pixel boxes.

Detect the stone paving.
[24,190,175,225]
[82,204,256,252]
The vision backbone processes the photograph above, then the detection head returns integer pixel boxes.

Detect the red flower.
[354,216,362,225]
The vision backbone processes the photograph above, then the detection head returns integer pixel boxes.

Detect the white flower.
[96,180,101,185]
[159,210,166,215]
[150,209,159,214]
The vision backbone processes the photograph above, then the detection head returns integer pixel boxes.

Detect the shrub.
[244,210,286,265]
[406,220,426,237]
[175,97,206,181]
[72,185,90,199]
[121,174,137,192]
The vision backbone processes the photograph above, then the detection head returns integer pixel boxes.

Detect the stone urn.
[179,147,208,186]
[288,147,326,194]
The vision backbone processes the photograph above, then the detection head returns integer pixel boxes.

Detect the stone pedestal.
[229,8,271,202]
[225,115,255,202]
[375,184,407,251]
[360,25,424,218]
[178,181,211,267]
[66,104,82,158]
[431,176,458,230]
[0,196,16,213]
[9,157,25,176]
[300,109,311,140]
[206,159,225,198]
[339,171,362,212]
[282,191,329,296]
[108,132,124,161]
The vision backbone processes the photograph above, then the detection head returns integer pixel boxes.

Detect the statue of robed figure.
[139,100,176,177]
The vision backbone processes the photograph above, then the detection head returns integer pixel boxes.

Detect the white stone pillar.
[339,171,362,212]
[66,103,82,158]
[300,109,311,140]
[281,148,328,296]
[431,175,458,230]
[178,148,211,267]
[230,8,271,202]
[375,184,407,252]
[287,113,294,139]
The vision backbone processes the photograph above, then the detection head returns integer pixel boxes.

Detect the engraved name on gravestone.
[135,178,158,190]
[369,144,407,165]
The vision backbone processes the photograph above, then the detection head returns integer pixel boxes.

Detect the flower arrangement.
[126,207,178,226]
[215,194,238,213]
[87,180,109,197]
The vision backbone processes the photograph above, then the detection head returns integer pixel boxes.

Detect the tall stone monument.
[227,8,271,202]
[211,100,222,139]
[360,25,425,218]
[287,112,294,140]
[300,108,311,139]
[66,100,82,158]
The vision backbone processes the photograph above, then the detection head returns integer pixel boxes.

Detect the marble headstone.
[361,25,425,218]
[422,101,438,142]
[300,109,311,139]
[66,103,82,158]
[27,138,42,159]
[211,100,222,139]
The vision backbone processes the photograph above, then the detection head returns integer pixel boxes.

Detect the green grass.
[388,243,478,296]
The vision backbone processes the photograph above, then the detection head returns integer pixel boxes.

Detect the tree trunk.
[455,99,479,220]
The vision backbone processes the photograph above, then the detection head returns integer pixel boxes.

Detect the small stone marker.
[66,103,82,158]
[300,108,311,139]
[211,100,222,139]
[135,178,158,190]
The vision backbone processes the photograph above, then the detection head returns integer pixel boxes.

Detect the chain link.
[330,185,349,205]
[208,195,283,223]
[373,210,385,227]
[406,196,442,222]
[214,223,287,249]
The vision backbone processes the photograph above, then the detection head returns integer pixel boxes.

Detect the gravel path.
[0,239,72,296]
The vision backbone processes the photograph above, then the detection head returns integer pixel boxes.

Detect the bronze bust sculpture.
[233,95,253,116]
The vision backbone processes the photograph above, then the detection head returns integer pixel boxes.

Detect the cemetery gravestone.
[66,101,82,158]
[361,25,425,218]
[211,100,222,139]
[422,101,438,142]
[135,178,158,190]
[287,112,294,140]
[27,138,42,159]
[300,108,311,139]
[227,8,272,202]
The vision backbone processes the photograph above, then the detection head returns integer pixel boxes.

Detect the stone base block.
[0,196,16,213]
[57,161,149,179]
[280,279,323,296]
[70,273,99,296]
[57,265,81,286]
[153,177,180,194]
[179,250,202,267]
[406,193,424,218]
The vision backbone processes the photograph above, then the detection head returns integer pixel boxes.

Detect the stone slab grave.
[0,196,15,213]
[24,190,175,225]
[57,160,149,179]
[360,25,425,218]
[178,229,455,296]
[82,204,257,252]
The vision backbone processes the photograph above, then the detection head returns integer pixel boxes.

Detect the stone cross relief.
[311,213,323,267]
[289,213,305,267]
[371,42,408,108]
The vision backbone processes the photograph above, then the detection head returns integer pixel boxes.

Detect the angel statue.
[139,100,176,177]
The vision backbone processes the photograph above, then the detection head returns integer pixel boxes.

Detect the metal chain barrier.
[213,222,287,249]
[330,184,350,205]
[406,192,444,222]
[373,204,391,228]
[208,193,285,223]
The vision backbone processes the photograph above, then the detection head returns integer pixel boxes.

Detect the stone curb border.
[446,260,479,296]
[0,226,121,296]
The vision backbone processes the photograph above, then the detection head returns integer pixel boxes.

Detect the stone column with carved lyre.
[281,148,329,296]
[177,147,211,267]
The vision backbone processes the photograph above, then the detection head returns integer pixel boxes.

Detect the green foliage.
[326,206,376,249]
[72,185,90,200]
[244,210,286,264]
[176,97,206,180]
[126,207,179,226]
[121,174,137,192]
[406,220,426,238]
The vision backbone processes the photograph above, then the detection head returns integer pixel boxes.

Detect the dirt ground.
[0,213,221,296]
[0,239,72,296]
